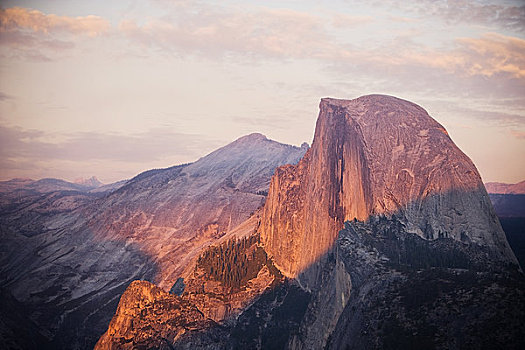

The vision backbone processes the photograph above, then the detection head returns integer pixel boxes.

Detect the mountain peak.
[321,95,431,122]
[321,94,418,107]
[74,176,103,188]
[232,133,268,144]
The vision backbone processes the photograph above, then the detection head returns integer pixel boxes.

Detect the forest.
[197,234,280,290]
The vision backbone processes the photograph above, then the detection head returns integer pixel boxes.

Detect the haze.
[0,0,524,183]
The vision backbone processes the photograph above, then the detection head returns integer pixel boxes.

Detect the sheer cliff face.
[261,95,516,277]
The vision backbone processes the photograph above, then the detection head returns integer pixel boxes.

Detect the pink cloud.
[331,32,525,82]
[331,14,373,28]
[118,7,339,59]
[457,33,525,79]
[0,7,110,37]
[510,130,525,139]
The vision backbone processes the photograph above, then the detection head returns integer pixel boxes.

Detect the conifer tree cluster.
[197,234,276,290]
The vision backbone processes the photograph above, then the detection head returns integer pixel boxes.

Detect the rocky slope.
[261,95,516,279]
[95,235,283,350]
[94,280,212,350]
[85,133,307,289]
[0,134,306,349]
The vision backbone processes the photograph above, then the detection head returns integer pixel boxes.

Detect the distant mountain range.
[485,180,525,194]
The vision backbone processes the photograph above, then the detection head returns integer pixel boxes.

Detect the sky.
[0,0,524,184]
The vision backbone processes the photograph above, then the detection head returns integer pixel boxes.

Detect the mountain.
[485,180,525,194]
[0,134,306,349]
[485,179,525,218]
[74,176,104,188]
[0,177,127,238]
[256,95,521,348]
[261,95,516,279]
[96,95,523,349]
[83,133,307,288]
[0,177,94,194]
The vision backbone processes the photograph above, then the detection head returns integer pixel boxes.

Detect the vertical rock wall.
[261,95,517,278]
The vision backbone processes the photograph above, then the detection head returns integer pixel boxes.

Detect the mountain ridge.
[0,133,307,349]
[485,180,525,194]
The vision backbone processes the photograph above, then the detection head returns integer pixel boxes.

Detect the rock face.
[94,280,211,350]
[0,134,306,349]
[261,95,516,278]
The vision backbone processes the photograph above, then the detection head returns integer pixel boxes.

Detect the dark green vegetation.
[486,193,525,269]
[500,217,525,269]
[169,277,185,296]
[346,217,473,270]
[197,234,281,291]
[232,281,311,349]
[489,194,525,218]
[327,217,525,350]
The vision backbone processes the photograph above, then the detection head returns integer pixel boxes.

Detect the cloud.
[0,7,110,37]
[0,125,228,181]
[510,130,525,139]
[457,33,525,78]
[0,7,110,61]
[424,0,525,32]
[0,92,12,101]
[115,2,524,86]
[118,7,339,59]
[338,32,525,80]
[331,14,373,28]
[321,30,525,106]
[442,104,525,126]
[0,125,222,164]
[373,0,525,32]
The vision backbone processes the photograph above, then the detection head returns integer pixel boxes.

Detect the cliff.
[94,280,210,350]
[261,95,516,278]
